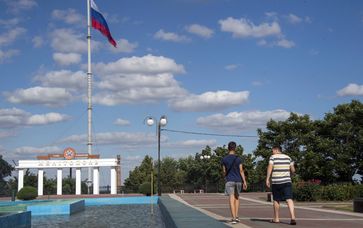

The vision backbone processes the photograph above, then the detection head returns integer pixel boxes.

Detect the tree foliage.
[0,155,14,196]
[254,100,363,184]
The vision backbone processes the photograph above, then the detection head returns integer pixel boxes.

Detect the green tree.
[254,113,321,183]
[160,157,179,193]
[317,100,363,182]
[0,155,14,196]
[124,155,155,193]
[24,169,38,188]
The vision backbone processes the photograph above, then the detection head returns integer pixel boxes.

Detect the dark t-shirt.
[221,154,242,182]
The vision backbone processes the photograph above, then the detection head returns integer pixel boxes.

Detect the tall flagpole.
[87,0,93,193]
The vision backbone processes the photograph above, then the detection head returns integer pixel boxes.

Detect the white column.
[110,167,117,194]
[93,168,99,195]
[57,169,62,195]
[38,169,44,196]
[18,169,24,191]
[76,168,81,195]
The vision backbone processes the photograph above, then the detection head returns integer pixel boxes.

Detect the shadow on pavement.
[250,218,291,225]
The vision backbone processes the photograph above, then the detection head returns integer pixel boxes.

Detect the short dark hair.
[272,145,282,151]
[228,141,237,151]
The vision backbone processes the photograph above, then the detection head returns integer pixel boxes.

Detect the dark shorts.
[271,182,293,202]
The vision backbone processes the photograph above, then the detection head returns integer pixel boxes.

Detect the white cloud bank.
[4,86,73,107]
[53,52,82,65]
[337,83,363,96]
[170,91,249,112]
[197,109,291,131]
[51,8,84,25]
[185,24,214,38]
[219,17,281,38]
[0,107,70,129]
[154,29,190,43]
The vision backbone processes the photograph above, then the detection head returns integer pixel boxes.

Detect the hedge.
[17,186,37,200]
[139,182,153,196]
[293,183,363,201]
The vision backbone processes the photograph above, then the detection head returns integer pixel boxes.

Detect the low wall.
[0,211,31,228]
[158,195,228,228]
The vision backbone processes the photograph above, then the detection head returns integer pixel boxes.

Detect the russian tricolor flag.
[91,0,117,47]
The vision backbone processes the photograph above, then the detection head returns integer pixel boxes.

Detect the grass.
[321,204,353,212]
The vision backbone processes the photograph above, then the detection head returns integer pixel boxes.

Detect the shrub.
[320,184,355,201]
[353,184,363,198]
[139,182,152,196]
[17,186,37,200]
[293,182,320,201]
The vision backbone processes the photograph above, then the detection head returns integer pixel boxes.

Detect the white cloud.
[13,146,61,156]
[309,49,319,56]
[257,38,295,48]
[4,86,73,107]
[275,38,295,48]
[169,90,250,112]
[286,14,303,24]
[89,55,187,106]
[109,38,138,53]
[0,49,19,63]
[53,52,82,65]
[114,118,130,126]
[93,74,187,105]
[154,29,190,42]
[26,113,71,125]
[32,36,44,48]
[51,28,101,53]
[0,107,70,129]
[219,17,281,38]
[59,132,159,146]
[337,83,363,96]
[0,27,26,46]
[93,54,185,75]
[4,0,37,13]
[265,12,278,20]
[166,139,217,149]
[257,39,268,46]
[225,64,238,71]
[34,70,86,90]
[52,8,84,25]
[185,24,214,38]
[97,73,183,91]
[197,109,291,131]
[0,18,21,27]
[305,16,312,23]
[252,81,264,86]
[0,130,16,138]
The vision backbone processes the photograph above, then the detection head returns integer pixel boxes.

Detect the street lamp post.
[200,155,210,193]
[146,115,167,196]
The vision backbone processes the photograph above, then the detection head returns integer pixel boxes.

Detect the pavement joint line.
[236,217,363,221]
[169,194,252,228]
[235,195,363,218]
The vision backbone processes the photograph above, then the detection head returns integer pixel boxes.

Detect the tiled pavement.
[173,193,363,228]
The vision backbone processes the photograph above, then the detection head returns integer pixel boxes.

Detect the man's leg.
[234,194,239,219]
[286,199,296,219]
[229,195,236,219]
[273,200,280,222]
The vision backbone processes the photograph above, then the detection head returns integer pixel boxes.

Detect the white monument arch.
[16,148,120,196]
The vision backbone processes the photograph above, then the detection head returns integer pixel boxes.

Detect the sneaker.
[231,219,237,224]
[235,217,240,222]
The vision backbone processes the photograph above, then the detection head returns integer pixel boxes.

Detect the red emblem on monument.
[63,147,76,160]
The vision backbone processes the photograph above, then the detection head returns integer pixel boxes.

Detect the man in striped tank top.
[266,145,297,225]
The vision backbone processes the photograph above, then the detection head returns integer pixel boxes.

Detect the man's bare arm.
[266,163,273,188]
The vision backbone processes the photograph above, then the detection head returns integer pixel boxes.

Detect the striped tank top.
[269,153,294,185]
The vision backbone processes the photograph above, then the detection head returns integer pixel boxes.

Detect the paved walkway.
[172,193,363,228]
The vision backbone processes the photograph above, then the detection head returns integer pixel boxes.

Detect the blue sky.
[0,0,362,185]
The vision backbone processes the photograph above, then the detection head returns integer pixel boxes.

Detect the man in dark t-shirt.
[221,141,247,224]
